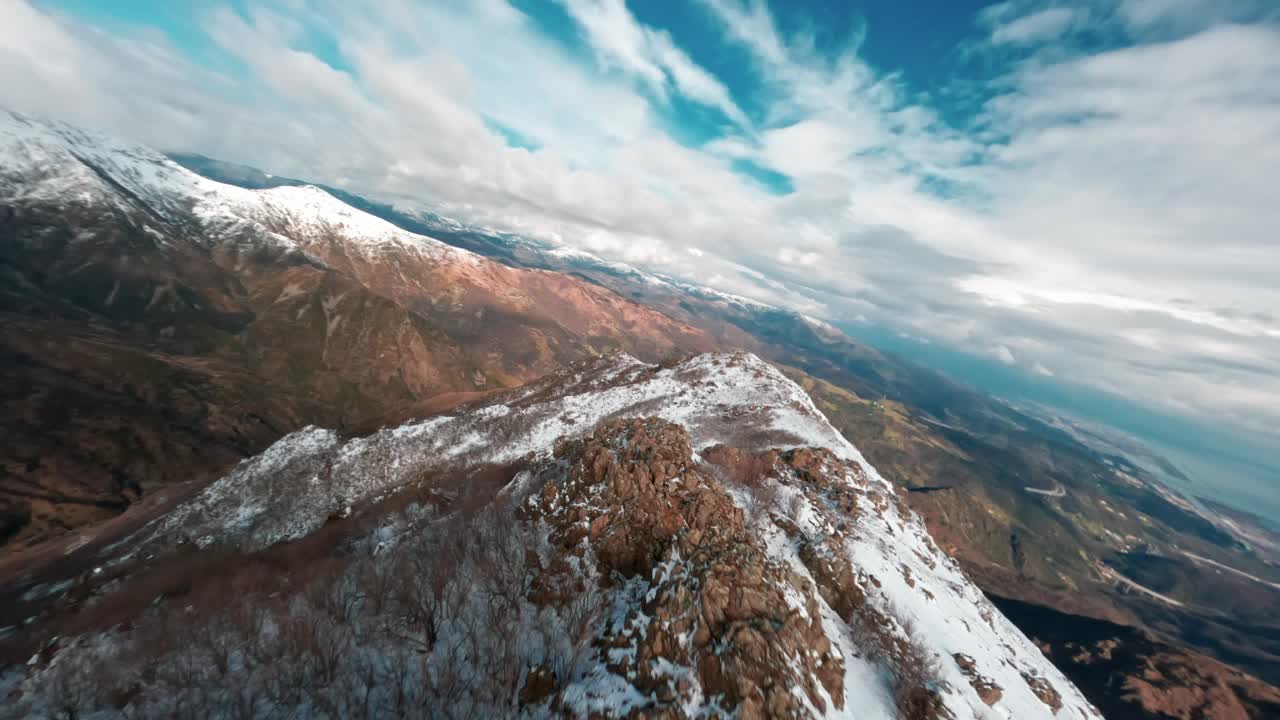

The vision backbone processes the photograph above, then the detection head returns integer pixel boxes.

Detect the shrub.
[846,607,950,720]
[892,619,949,720]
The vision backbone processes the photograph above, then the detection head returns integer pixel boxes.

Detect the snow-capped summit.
[0,109,469,259]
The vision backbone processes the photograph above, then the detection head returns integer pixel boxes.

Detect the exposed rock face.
[1022,672,1064,712]
[519,664,559,707]
[528,418,845,717]
[953,654,1003,706]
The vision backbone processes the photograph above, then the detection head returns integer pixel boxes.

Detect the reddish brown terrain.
[992,594,1280,720]
[0,113,712,551]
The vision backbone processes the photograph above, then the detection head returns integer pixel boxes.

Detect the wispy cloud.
[2,0,1279,443]
[557,0,751,128]
[986,7,1084,44]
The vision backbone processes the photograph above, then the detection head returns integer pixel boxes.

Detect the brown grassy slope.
[0,189,713,551]
[993,593,1280,720]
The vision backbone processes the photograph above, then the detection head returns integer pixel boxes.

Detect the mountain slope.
[0,111,712,550]
[992,593,1280,720]
[3,352,1101,719]
[171,148,1280,716]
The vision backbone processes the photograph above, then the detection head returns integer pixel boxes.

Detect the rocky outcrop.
[953,654,1003,706]
[1022,672,1064,712]
[510,414,1097,718]
[527,418,845,717]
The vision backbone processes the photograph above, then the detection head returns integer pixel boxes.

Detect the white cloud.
[557,0,752,128]
[957,277,1280,340]
[1118,0,1272,32]
[1,0,1278,443]
[990,7,1082,44]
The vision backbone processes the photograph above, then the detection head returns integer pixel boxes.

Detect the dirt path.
[1180,550,1280,592]
[1025,482,1066,498]
[1095,562,1185,607]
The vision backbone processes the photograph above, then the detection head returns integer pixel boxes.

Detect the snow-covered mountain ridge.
[0,110,471,261]
[9,352,1103,719]
[132,352,860,553]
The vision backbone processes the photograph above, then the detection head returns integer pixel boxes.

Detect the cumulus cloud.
[1,0,1278,445]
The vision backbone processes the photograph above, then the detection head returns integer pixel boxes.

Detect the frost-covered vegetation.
[13,501,607,719]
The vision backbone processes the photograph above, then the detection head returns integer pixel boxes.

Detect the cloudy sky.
[3,1,1278,457]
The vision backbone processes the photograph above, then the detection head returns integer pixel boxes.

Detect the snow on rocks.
[128,352,866,554]
[101,351,1101,719]
[739,447,1100,719]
